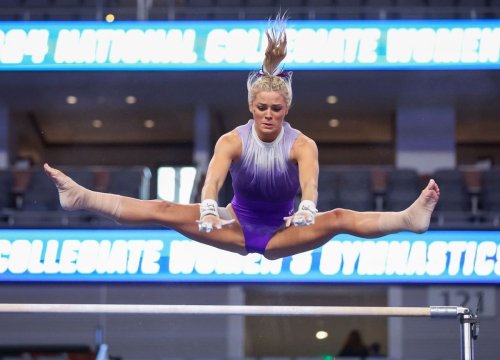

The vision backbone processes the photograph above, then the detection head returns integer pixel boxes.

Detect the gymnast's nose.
[265,108,272,120]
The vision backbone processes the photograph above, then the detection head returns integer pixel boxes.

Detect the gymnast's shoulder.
[214,130,242,161]
[290,133,318,163]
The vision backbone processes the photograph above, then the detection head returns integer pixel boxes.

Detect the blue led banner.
[0,20,499,70]
[0,229,499,283]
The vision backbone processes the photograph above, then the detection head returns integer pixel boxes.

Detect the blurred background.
[0,1,499,360]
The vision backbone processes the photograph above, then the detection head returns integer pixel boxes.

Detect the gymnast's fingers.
[292,215,306,226]
[196,220,213,233]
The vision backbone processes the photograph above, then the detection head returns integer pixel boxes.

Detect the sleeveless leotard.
[229,119,301,254]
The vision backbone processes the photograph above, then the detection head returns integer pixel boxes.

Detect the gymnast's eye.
[258,107,266,111]
[273,107,282,112]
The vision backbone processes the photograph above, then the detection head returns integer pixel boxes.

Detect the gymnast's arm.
[294,135,319,204]
[284,135,319,227]
[201,131,241,202]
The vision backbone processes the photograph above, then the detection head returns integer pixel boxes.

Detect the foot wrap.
[45,164,122,221]
[378,180,439,235]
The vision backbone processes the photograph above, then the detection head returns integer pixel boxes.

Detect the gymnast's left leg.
[264,179,440,260]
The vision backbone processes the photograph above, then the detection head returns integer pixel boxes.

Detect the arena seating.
[0,166,499,229]
[0,166,151,229]
[384,169,420,212]
[337,170,373,212]
[0,0,495,21]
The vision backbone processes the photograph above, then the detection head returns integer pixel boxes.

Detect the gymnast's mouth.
[263,123,273,128]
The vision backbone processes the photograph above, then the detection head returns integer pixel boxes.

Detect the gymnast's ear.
[249,101,254,113]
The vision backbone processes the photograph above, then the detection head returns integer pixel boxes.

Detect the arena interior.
[0,1,499,360]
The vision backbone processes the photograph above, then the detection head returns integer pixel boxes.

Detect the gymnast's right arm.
[197,132,240,232]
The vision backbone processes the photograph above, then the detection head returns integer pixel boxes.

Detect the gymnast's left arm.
[285,137,319,227]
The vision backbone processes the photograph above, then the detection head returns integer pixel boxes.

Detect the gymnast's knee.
[153,200,177,220]
[327,208,352,232]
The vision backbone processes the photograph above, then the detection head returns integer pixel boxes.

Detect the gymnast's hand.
[284,212,315,227]
[284,200,318,228]
[196,215,234,233]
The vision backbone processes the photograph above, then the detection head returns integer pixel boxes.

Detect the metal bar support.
[460,313,477,360]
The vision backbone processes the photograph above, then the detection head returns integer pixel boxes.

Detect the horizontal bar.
[0,304,456,317]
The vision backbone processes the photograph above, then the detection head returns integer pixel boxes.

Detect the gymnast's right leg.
[44,164,247,255]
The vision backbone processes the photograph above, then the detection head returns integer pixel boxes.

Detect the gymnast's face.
[249,91,289,141]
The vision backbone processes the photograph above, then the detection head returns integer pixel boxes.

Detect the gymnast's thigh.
[156,201,247,256]
[264,210,342,260]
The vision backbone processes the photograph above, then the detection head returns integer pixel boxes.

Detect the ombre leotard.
[229,119,301,254]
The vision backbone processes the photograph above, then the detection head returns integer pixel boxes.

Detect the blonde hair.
[247,13,293,106]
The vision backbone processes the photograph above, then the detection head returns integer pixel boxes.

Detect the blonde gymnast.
[44,16,440,260]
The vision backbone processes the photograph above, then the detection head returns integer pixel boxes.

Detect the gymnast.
[44,17,440,260]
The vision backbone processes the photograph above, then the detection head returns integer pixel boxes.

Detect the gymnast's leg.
[44,164,247,255]
[264,180,440,260]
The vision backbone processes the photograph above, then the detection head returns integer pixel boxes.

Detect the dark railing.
[0,4,498,21]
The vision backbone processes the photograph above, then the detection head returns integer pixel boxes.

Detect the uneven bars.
[0,304,466,318]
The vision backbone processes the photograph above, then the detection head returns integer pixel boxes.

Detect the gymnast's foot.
[44,163,86,211]
[402,179,440,234]
[378,179,440,235]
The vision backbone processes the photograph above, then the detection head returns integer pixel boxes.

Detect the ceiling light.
[125,96,137,104]
[326,95,338,104]
[316,331,328,340]
[105,14,115,22]
[144,119,155,128]
[66,96,77,104]
[92,119,103,128]
[329,119,340,128]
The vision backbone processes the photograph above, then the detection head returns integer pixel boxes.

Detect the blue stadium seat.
[189,0,214,6]
[106,170,143,199]
[305,0,333,19]
[0,171,14,211]
[385,169,420,212]
[337,170,373,212]
[366,0,394,6]
[213,0,243,19]
[246,0,276,6]
[433,170,470,212]
[458,0,487,4]
[0,14,19,21]
[24,0,52,6]
[116,0,138,6]
[306,0,332,5]
[481,170,500,212]
[428,0,454,5]
[23,170,60,211]
[53,0,82,6]
[244,0,276,19]
[428,0,456,19]
[216,0,244,6]
[396,0,428,18]
[0,0,23,7]
[335,0,363,19]
[277,0,304,6]
[395,0,425,5]
[457,0,487,18]
[317,169,337,212]
[81,0,98,7]
[337,0,363,5]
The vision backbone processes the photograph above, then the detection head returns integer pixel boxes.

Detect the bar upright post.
[460,313,475,360]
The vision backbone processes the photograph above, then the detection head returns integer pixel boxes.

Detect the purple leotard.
[229,119,301,254]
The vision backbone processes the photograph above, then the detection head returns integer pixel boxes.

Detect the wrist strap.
[200,199,219,220]
[297,200,317,217]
